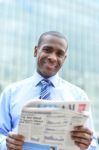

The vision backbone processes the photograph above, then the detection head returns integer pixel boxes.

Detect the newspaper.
[18,100,90,150]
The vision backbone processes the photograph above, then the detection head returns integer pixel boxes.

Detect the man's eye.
[57,52,65,57]
[43,48,50,53]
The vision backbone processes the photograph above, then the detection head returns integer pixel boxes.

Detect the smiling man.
[0,31,97,150]
[34,33,67,78]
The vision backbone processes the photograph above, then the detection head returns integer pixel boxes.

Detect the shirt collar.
[32,71,59,87]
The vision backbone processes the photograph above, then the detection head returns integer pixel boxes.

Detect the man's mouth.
[44,61,56,70]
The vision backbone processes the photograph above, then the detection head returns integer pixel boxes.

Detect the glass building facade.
[0,0,99,142]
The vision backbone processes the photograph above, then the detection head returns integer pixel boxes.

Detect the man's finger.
[8,132,24,141]
[75,141,89,150]
[6,136,24,146]
[74,126,93,135]
[71,131,92,140]
[6,141,22,150]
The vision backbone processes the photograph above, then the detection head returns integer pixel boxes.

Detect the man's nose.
[48,53,57,61]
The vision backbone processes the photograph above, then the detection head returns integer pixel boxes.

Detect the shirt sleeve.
[0,87,12,150]
[85,109,98,150]
[77,89,98,149]
[0,135,7,150]
[87,136,98,150]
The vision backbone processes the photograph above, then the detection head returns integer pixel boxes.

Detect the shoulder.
[58,77,89,101]
[1,76,34,95]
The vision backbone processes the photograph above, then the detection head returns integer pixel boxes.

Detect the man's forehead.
[41,35,67,46]
[40,35,67,50]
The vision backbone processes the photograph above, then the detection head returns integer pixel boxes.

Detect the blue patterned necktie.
[39,79,51,100]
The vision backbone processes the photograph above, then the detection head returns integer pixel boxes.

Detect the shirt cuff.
[87,137,97,150]
[0,136,7,150]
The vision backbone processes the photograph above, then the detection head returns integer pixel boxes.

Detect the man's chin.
[41,71,55,78]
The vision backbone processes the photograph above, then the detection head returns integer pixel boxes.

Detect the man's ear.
[34,46,38,57]
[63,52,68,62]
[65,53,67,60]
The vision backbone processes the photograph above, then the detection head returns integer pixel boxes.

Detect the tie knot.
[40,79,51,86]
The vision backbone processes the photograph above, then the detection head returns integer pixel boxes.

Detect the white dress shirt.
[0,71,97,149]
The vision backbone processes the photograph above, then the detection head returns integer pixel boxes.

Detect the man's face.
[34,35,68,78]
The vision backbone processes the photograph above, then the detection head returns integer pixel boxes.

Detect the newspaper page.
[18,100,90,150]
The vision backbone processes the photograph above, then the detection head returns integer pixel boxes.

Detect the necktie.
[39,79,51,100]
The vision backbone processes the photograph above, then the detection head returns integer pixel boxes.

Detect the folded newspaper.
[18,100,90,150]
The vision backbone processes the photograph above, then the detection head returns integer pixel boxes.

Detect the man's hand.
[6,132,24,150]
[71,126,93,150]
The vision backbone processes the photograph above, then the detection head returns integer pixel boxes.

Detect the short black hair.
[37,31,68,50]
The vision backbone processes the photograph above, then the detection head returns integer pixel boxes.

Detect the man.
[0,31,97,149]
